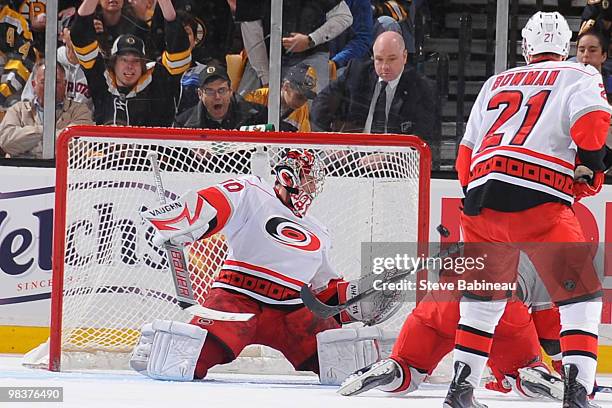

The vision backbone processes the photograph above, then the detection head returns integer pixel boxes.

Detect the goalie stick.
[300,225,462,319]
[146,152,254,322]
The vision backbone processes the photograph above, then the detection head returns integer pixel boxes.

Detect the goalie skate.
[518,366,563,400]
[337,359,401,396]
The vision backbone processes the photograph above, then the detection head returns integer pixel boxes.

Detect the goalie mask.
[521,11,572,63]
[274,149,325,217]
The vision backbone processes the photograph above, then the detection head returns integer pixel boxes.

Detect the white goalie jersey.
[196,175,341,306]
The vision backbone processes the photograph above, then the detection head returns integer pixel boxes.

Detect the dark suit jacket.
[311,60,438,142]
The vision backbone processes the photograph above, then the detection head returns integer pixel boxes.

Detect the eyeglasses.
[202,87,230,96]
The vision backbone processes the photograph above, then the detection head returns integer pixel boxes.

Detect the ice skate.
[443,362,487,408]
[338,359,401,396]
[563,364,600,408]
[518,365,563,400]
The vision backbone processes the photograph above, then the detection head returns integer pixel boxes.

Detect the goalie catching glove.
[315,275,407,326]
[141,190,218,246]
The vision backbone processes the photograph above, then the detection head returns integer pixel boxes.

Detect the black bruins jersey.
[0,5,35,106]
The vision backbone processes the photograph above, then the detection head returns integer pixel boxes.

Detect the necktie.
[371,81,388,134]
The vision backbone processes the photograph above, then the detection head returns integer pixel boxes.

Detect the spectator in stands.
[580,2,612,83]
[575,30,612,153]
[371,0,415,60]
[581,3,612,97]
[580,0,612,43]
[237,20,270,91]
[236,0,353,94]
[0,61,93,159]
[373,15,402,39]
[574,30,612,103]
[244,63,316,132]
[174,10,208,117]
[125,0,154,23]
[21,15,92,110]
[58,16,93,109]
[328,0,373,77]
[93,0,152,57]
[72,0,191,127]
[175,65,267,129]
[151,0,234,64]
[311,31,436,142]
[577,30,609,73]
[0,1,36,108]
[12,0,79,53]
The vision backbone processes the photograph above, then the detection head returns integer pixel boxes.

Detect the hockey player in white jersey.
[129,149,393,381]
[445,11,611,408]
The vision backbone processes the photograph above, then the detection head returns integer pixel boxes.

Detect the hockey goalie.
[130,149,399,381]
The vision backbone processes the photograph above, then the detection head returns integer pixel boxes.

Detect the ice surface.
[1,354,611,408]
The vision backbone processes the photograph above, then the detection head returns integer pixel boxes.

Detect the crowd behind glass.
[0,0,609,172]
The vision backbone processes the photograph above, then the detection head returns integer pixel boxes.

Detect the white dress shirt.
[364,74,401,133]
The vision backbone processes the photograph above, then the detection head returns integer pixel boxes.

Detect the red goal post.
[49,125,431,372]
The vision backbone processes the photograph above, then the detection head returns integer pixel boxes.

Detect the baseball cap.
[111,34,145,58]
[199,65,230,87]
[284,63,317,99]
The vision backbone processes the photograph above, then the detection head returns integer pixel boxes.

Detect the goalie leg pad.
[316,326,397,385]
[131,319,207,381]
[129,323,155,374]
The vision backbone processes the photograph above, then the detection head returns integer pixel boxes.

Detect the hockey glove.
[141,190,217,246]
[337,279,405,326]
[573,165,604,201]
[485,360,513,394]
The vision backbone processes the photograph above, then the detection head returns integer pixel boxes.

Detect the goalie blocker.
[140,189,219,247]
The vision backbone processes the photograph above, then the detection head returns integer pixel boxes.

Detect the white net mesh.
[52,128,429,371]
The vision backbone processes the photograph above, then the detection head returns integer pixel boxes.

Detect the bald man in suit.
[311,31,437,142]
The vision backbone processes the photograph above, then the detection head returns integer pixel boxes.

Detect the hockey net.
[47,126,430,372]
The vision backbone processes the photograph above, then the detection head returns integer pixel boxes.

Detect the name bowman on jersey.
[460,60,611,215]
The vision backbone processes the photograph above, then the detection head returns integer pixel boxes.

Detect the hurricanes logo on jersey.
[264,216,321,251]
